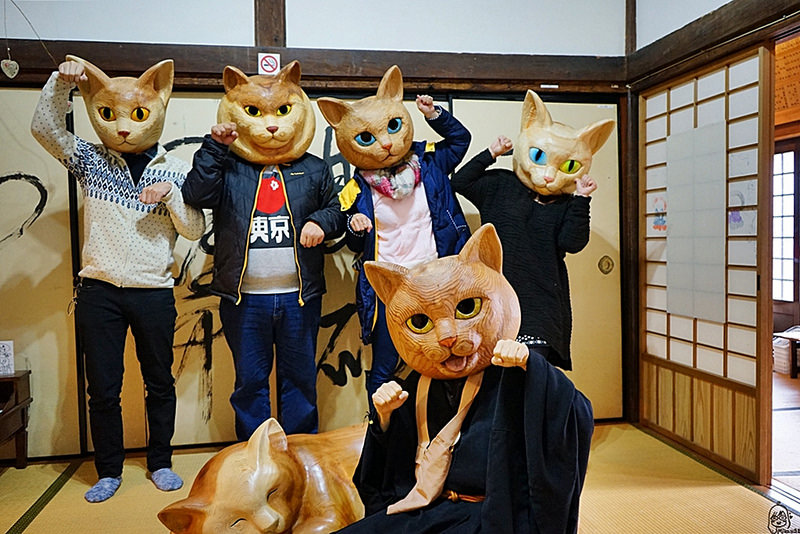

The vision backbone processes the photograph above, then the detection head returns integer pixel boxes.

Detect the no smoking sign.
[258,53,281,75]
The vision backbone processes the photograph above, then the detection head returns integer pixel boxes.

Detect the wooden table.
[0,370,32,468]
[774,330,800,379]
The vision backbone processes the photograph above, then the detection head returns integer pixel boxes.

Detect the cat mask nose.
[267,126,278,133]
[119,131,130,138]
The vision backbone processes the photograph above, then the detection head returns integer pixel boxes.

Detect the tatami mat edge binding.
[5,460,82,534]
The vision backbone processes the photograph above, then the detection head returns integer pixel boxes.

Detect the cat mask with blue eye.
[512,89,615,196]
[317,65,414,171]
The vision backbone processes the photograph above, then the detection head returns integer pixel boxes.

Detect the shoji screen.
[639,49,772,483]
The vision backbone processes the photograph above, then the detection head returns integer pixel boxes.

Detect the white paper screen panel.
[727,353,756,386]
[696,346,724,376]
[697,320,725,348]
[729,86,759,119]
[646,91,668,118]
[641,52,763,383]
[665,122,726,323]
[729,56,760,90]
[697,70,726,100]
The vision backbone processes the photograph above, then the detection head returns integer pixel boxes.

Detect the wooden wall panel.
[674,373,693,441]
[642,360,657,423]
[712,386,734,461]
[693,379,713,449]
[734,392,757,472]
[657,367,674,431]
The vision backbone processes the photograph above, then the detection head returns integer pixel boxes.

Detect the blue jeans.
[219,292,320,440]
[75,278,177,478]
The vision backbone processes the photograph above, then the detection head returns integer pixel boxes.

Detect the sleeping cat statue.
[158,419,365,533]
[335,224,594,533]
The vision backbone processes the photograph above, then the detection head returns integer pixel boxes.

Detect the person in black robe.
[336,351,593,534]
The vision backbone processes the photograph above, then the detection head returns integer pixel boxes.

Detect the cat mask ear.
[275,59,302,85]
[520,89,553,132]
[137,59,174,107]
[364,261,409,306]
[317,97,353,129]
[65,54,110,98]
[458,224,503,274]
[222,65,250,93]
[578,118,615,155]
[376,65,404,102]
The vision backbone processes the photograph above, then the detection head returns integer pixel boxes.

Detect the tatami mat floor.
[1,422,790,533]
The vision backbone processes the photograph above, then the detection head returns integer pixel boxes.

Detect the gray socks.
[84,476,122,503]
[150,468,183,492]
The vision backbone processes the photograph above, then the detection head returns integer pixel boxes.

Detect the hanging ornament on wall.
[2,0,59,79]
[1,0,17,78]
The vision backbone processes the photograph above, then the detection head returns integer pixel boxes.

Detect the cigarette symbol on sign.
[260,54,279,74]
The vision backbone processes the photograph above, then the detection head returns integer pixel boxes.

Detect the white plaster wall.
[5,0,255,46]
[637,0,734,49]
[286,0,626,55]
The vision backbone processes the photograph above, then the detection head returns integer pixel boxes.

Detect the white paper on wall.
[665,122,726,323]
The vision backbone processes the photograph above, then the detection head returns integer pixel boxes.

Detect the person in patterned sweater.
[30,57,205,503]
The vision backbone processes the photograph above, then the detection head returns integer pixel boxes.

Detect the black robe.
[451,150,593,370]
[335,348,594,534]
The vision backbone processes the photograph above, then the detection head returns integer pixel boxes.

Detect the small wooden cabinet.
[0,370,32,468]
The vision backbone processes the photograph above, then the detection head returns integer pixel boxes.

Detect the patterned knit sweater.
[31,71,206,288]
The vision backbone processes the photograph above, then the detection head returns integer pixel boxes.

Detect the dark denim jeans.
[219,292,321,440]
[75,278,177,478]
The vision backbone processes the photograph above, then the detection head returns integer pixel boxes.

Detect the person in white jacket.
[31,57,205,503]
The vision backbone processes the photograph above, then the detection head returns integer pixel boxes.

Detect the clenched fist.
[372,380,409,432]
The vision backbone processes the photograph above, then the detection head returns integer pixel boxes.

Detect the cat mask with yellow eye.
[317,65,414,171]
[217,60,315,165]
[364,224,521,380]
[513,89,615,196]
[66,54,173,154]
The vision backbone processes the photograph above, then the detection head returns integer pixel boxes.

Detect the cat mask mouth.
[441,353,478,374]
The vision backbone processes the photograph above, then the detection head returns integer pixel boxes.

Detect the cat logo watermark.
[769,503,800,533]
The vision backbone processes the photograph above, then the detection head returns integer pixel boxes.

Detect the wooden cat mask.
[158,418,365,534]
[364,224,521,380]
[317,65,413,170]
[217,60,315,165]
[513,89,615,196]
[66,54,173,154]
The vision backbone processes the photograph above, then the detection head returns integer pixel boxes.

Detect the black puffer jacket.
[183,135,345,305]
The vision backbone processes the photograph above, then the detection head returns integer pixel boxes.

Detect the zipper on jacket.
[371,213,379,332]
[278,166,305,306]
[235,166,266,305]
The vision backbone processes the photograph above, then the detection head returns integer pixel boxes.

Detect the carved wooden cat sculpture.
[65,54,173,153]
[317,65,413,171]
[217,60,315,165]
[512,89,615,195]
[158,419,365,534]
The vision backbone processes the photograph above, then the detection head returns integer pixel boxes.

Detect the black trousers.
[75,278,177,478]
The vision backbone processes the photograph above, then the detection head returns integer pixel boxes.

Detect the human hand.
[373,381,409,432]
[489,136,513,158]
[58,61,87,84]
[300,221,325,247]
[575,175,597,197]
[211,122,238,145]
[139,182,172,204]
[416,95,438,119]
[349,213,373,233]
[491,339,529,370]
